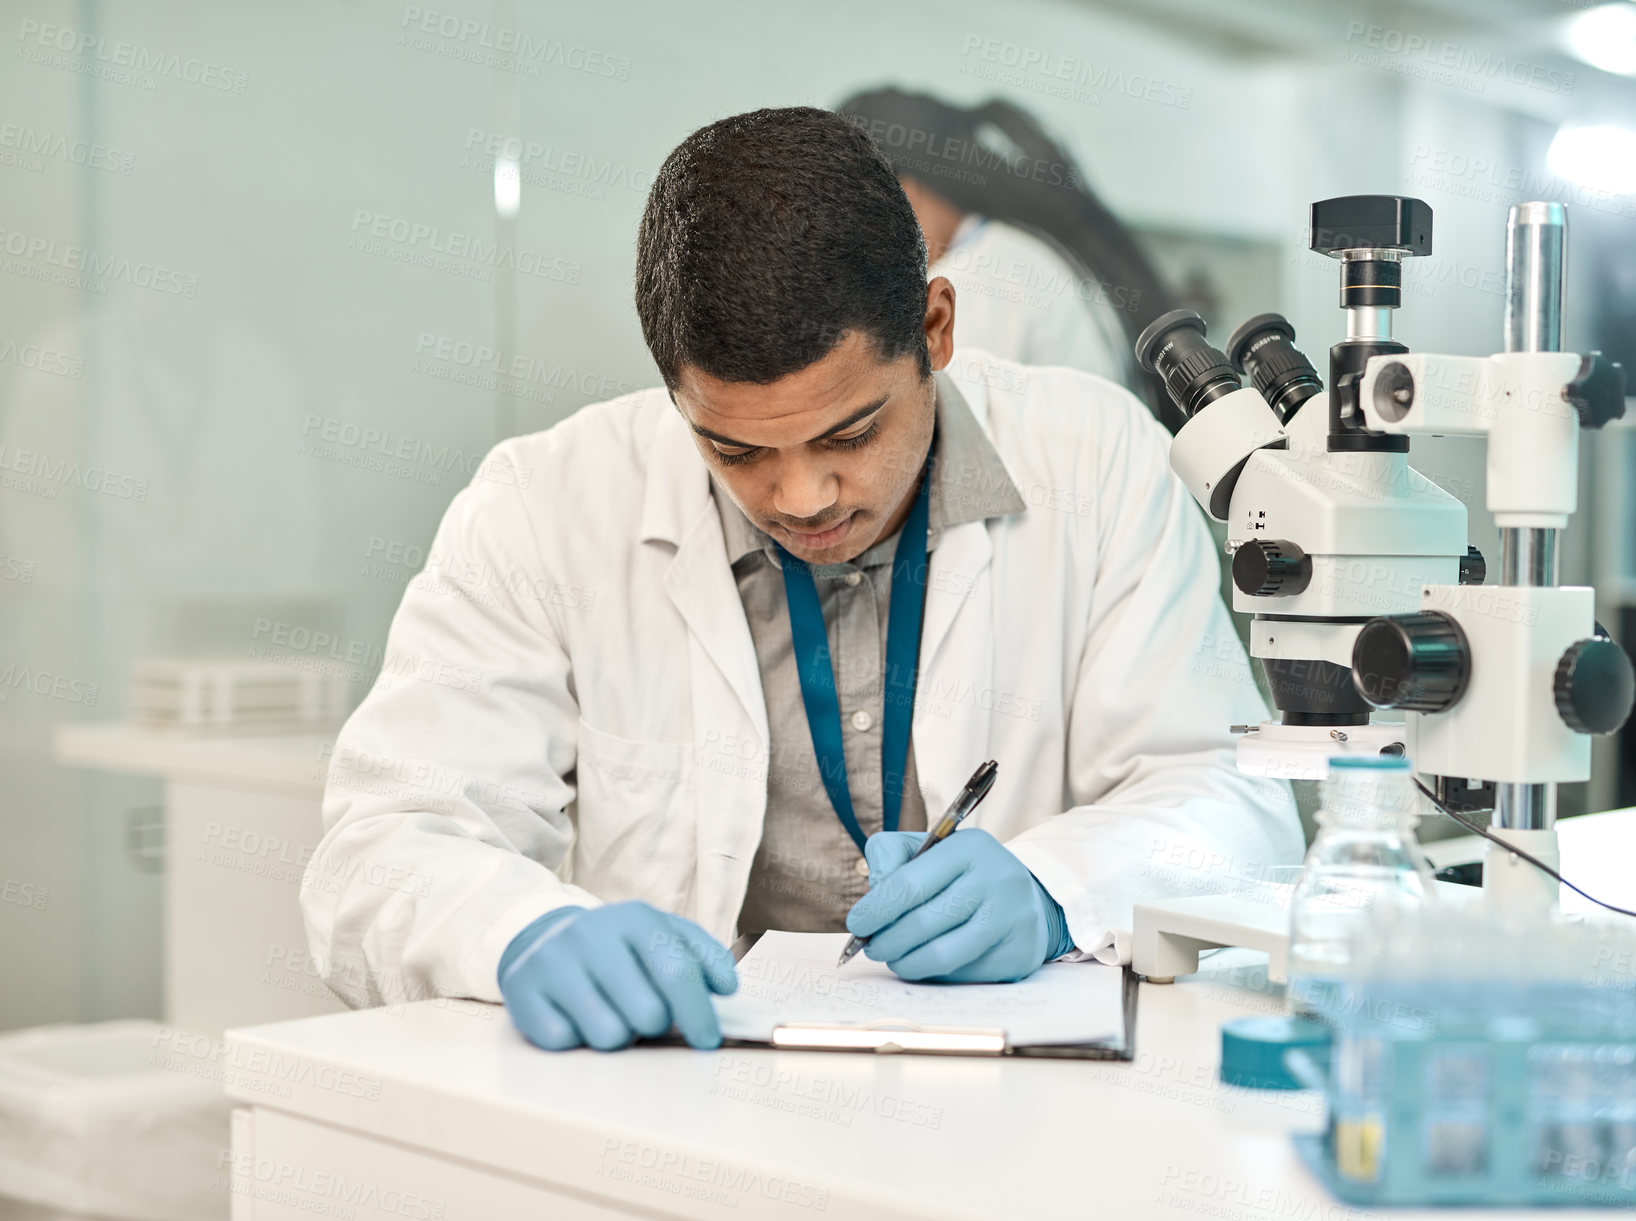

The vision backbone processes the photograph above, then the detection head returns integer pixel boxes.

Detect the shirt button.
[854,857,870,876]
[850,710,874,732]
[844,572,863,587]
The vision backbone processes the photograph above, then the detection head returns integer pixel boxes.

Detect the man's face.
[673,280,955,565]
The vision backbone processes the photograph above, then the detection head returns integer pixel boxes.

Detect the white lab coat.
[932,216,1137,387]
[301,350,1301,1008]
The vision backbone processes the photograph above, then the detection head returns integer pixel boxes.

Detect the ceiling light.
[494,155,521,218]
[1546,124,1636,194]
[1563,3,1636,76]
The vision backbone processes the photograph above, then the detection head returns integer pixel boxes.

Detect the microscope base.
[1132,892,1293,985]
[1132,881,1481,984]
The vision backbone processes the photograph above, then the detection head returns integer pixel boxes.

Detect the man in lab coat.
[301,107,1301,1052]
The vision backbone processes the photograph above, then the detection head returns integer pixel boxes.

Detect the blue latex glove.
[845,830,1073,982]
[497,902,738,1051]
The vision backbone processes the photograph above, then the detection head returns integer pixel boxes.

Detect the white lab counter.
[220,808,1636,1221]
[54,723,344,1036]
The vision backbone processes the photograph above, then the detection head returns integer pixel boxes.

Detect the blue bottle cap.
[1219,1016,1330,1091]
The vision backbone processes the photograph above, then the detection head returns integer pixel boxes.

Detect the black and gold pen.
[837,759,999,968]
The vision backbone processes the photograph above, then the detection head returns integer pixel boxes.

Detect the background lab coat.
[933,216,1138,388]
[301,349,1302,1007]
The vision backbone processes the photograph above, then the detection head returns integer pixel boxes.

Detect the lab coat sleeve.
[301,446,600,1008]
[1001,395,1305,964]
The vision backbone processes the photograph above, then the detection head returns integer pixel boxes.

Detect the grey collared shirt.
[712,374,1026,937]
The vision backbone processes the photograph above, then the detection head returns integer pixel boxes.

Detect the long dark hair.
[836,88,1180,431]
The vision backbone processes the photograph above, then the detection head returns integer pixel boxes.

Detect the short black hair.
[635,106,929,391]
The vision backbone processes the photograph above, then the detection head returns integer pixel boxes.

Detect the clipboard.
[673,933,1141,1062]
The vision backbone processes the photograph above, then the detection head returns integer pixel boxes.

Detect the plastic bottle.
[1287,755,1436,1020]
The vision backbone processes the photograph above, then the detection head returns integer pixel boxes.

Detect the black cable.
[1414,778,1636,919]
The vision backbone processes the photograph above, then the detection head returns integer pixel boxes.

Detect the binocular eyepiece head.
[1134,309,1240,421]
[1226,314,1324,422]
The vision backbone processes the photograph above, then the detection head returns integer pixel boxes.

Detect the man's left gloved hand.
[844,829,1073,983]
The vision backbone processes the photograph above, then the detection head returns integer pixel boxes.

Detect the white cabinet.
[54,725,346,1037]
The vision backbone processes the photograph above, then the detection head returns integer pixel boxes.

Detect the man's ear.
[924,277,956,372]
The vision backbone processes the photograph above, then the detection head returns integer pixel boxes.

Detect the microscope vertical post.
[1493,203,1567,835]
[1504,201,1565,354]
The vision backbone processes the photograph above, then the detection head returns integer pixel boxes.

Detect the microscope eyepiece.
[1225,313,1323,423]
[1134,309,1240,421]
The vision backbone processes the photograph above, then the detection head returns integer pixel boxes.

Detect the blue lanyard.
[777,463,932,854]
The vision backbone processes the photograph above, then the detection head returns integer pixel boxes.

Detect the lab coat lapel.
[642,407,771,749]
[913,518,996,817]
[662,506,770,748]
[643,407,770,938]
[920,516,992,674]
[667,516,769,937]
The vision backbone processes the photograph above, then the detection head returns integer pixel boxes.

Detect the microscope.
[1131,196,1633,981]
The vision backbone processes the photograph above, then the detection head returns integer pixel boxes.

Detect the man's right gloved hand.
[497,901,738,1051]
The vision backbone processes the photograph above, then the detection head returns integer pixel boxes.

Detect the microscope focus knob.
[1563,352,1627,431]
[1459,546,1485,586]
[1553,636,1636,735]
[1232,539,1312,597]
[1351,611,1470,712]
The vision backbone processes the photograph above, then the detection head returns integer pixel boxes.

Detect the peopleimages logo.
[0,225,199,297]
[461,130,650,194]
[1341,21,1576,96]
[397,8,632,80]
[412,332,638,401]
[0,663,99,706]
[847,114,1086,190]
[14,20,251,93]
[0,443,150,501]
[956,35,1193,109]
[297,413,536,490]
[0,337,85,379]
[0,123,134,174]
[1405,145,1636,221]
[348,211,581,285]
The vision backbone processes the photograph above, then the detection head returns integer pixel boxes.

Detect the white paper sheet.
[713,932,1125,1047]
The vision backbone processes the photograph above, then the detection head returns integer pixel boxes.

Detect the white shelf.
[54,722,332,794]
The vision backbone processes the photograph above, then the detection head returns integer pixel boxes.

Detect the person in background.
[837,88,1181,433]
